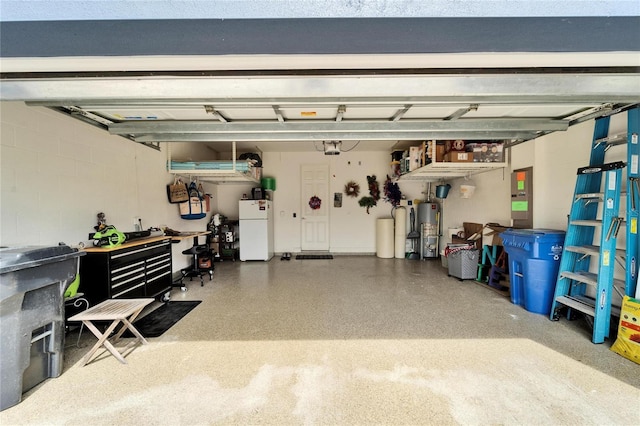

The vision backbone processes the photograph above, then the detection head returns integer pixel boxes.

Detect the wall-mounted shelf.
[398,140,507,181]
[400,161,507,181]
[169,168,260,184]
[167,142,260,184]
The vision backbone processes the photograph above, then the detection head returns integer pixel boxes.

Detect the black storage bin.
[0,245,84,411]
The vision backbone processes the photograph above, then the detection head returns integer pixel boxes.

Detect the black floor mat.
[123,301,201,338]
[295,254,333,260]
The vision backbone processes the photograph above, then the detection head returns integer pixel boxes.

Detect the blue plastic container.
[500,229,565,315]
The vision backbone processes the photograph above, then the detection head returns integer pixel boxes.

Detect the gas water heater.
[418,202,440,259]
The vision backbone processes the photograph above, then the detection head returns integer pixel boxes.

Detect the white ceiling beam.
[5,74,640,103]
[272,105,285,122]
[390,104,413,121]
[109,118,568,135]
[3,53,638,74]
[133,130,539,142]
[28,100,607,109]
[445,104,479,121]
[204,105,228,122]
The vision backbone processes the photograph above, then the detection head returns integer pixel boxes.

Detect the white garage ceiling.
[1,14,639,153]
[3,70,638,153]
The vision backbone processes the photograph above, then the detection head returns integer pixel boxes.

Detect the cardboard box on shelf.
[483,223,510,246]
[444,152,474,163]
[435,143,445,162]
[426,140,447,163]
[409,145,423,171]
[467,142,505,163]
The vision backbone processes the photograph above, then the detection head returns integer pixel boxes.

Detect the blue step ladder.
[624,106,639,298]
[549,108,640,343]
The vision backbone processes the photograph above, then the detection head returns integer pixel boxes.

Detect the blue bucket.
[436,184,451,199]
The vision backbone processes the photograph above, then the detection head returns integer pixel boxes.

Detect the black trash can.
[0,245,84,411]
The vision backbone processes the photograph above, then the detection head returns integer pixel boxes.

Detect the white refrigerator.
[239,199,274,261]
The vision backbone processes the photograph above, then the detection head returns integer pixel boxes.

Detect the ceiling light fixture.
[323,140,342,155]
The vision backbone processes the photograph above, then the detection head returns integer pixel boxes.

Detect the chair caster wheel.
[180,286,187,292]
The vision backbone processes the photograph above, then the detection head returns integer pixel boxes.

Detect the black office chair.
[178,245,214,291]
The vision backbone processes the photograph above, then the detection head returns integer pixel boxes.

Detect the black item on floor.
[123,301,201,338]
[295,254,333,260]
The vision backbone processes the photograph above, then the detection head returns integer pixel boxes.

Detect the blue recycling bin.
[500,229,565,315]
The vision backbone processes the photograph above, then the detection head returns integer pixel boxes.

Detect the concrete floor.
[1,256,639,425]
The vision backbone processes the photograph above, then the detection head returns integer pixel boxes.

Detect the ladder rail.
[591,167,623,342]
[625,106,639,297]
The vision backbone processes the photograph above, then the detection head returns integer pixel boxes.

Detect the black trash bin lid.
[0,245,82,274]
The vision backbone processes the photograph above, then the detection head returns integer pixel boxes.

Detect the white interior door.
[301,164,329,251]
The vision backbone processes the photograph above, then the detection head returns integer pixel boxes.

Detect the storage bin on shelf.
[445,244,479,280]
[500,229,565,315]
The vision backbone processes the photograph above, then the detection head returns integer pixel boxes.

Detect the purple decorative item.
[309,195,322,210]
[383,175,402,206]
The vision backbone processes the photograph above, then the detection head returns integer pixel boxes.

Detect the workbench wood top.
[169,231,211,242]
[82,235,171,252]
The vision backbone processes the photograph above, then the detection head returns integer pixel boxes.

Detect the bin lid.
[0,245,84,274]
[500,228,566,241]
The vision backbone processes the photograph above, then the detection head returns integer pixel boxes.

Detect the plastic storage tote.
[500,229,565,315]
[0,245,84,411]
[447,246,479,280]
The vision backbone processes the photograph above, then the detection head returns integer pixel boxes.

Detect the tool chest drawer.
[144,251,172,297]
[79,238,172,305]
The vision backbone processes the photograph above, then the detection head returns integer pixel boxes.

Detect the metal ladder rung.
[560,270,598,286]
[565,245,626,260]
[575,193,603,202]
[594,132,628,147]
[565,245,599,256]
[570,219,602,227]
[555,295,596,316]
[570,219,626,227]
[559,270,625,288]
[555,295,621,318]
[575,191,627,202]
